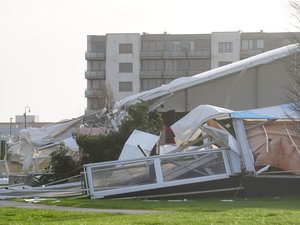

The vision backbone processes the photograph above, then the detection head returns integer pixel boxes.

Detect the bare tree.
[285,1,300,120]
[97,83,115,110]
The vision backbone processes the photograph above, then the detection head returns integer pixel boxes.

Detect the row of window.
[218,39,265,53]
[142,40,211,52]
[141,59,210,71]
[89,60,211,73]
[90,40,267,59]
[119,40,265,54]
[88,78,174,93]
[88,61,134,73]
[90,40,265,73]
[119,79,174,92]
[241,39,264,50]
[88,80,133,92]
[90,38,294,55]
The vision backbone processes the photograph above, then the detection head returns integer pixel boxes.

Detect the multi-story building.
[85,31,299,114]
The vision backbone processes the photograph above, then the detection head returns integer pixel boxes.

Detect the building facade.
[85,31,299,114]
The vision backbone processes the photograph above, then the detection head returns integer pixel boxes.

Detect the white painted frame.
[84,149,232,199]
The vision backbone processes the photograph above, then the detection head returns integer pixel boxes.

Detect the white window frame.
[218,42,233,53]
[84,150,232,199]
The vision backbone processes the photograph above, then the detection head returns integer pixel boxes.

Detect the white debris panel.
[118,130,160,161]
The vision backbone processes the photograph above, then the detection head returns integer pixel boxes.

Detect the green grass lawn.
[2,196,300,225]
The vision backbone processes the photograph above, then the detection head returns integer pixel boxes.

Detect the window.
[141,60,163,71]
[165,60,188,71]
[90,61,105,71]
[189,59,210,71]
[241,40,249,50]
[177,60,188,71]
[141,79,162,91]
[256,39,264,49]
[218,42,233,52]
[88,80,101,90]
[119,63,133,73]
[165,41,190,51]
[90,36,106,52]
[119,44,133,54]
[241,39,264,50]
[218,61,232,67]
[194,39,210,51]
[141,41,164,51]
[119,82,133,92]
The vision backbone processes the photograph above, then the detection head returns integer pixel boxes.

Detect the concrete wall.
[161,58,290,112]
[256,60,288,107]
[211,32,241,69]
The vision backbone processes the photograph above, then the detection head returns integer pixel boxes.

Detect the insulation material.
[245,120,300,175]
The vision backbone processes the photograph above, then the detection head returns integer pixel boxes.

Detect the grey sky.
[0,0,294,122]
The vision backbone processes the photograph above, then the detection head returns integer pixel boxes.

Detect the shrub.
[78,102,163,164]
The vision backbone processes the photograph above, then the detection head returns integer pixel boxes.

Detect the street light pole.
[24,106,30,129]
[9,118,12,136]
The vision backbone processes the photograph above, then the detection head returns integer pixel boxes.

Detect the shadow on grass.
[22,195,300,213]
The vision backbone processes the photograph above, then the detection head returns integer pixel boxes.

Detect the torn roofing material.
[115,44,300,111]
[170,103,299,146]
[171,105,232,146]
[230,104,298,119]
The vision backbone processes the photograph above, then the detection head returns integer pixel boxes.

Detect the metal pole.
[24,106,30,129]
[9,118,12,136]
[24,112,26,128]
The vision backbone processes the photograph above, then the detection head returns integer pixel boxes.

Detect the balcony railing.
[85,89,103,98]
[85,70,105,79]
[163,51,187,58]
[240,49,264,58]
[85,52,105,60]
[163,71,188,78]
[140,51,163,59]
[139,70,206,79]
[187,50,210,58]
[140,71,163,78]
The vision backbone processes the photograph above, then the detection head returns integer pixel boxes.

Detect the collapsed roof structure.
[3,109,108,178]
[82,44,300,199]
[2,44,300,198]
[84,104,300,199]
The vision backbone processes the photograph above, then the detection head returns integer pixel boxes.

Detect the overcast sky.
[0,0,296,122]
